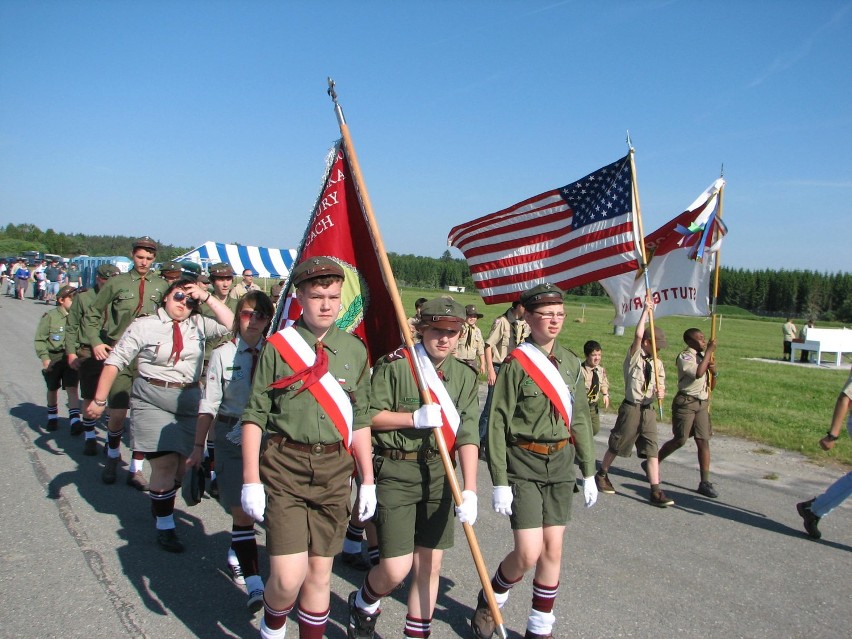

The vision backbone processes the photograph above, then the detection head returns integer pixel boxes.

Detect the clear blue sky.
[1,1,850,273]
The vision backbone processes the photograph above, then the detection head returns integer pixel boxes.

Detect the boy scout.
[580,340,609,435]
[347,297,479,639]
[657,327,719,498]
[83,237,167,490]
[595,301,673,507]
[66,263,120,455]
[240,256,376,639]
[34,286,81,433]
[453,304,486,374]
[471,283,597,639]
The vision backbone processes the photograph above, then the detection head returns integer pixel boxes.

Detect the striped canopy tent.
[175,241,298,279]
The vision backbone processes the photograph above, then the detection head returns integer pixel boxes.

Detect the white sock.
[527,609,555,635]
[155,515,175,531]
[129,458,143,473]
[107,447,121,459]
[495,590,509,607]
[355,589,381,614]
[84,431,97,440]
[245,575,264,594]
[342,538,363,554]
[260,619,287,639]
[227,548,239,566]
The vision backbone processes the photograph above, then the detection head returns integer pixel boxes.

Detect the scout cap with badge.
[57,285,77,300]
[648,326,668,349]
[208,262,235,278]
[418,296,465,330]
[159,260,182,278]
[132,236,158,253]
[290,256,344,287]
[96,263,120,279]
[465,304,484,318]
[178,261,201,282]
[520,282,564,308]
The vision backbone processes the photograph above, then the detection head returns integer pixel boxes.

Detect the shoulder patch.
[384,346,407,362]
[681,353,694,362]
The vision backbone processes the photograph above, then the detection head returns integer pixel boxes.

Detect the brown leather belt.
[623,400,653,409]
[512,438,569,455]
[268,434,342,455]
[142,376,200,389]
[375,448,439,462]
[216,414,240,426]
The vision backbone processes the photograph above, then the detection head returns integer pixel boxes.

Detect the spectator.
[799,320,815,363]
[781,318,797,361]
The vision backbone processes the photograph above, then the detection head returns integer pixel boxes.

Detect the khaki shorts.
[372,455,454,558]
[588,402,600,436]
[108,362,136,410]
[506,443,575,530]
[607,401,659,459]
[671,393,713,440]
[260,438,354,557]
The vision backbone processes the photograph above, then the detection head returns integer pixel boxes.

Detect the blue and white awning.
[175,242,298,279]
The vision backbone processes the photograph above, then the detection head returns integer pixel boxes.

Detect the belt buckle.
[423,448,437,461]
[311,442,324,455]
[547,443,558,454]
[389,449,403,461]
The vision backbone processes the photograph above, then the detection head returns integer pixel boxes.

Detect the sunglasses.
[171,290,198,307]
[239,310,269,321]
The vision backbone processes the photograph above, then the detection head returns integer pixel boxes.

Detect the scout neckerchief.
[401,343,461,450]
[266,326,353,448]
[583,362,600,402]
[510,342,573,435]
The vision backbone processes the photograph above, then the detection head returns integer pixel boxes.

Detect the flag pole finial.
[327,77,345,126]
[626,130,633,151]
[720,163,725,178]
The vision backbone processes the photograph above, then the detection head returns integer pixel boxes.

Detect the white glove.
[241,483,266,522]
[582,476,598,508]
[455,490,478,525]
[357,483,377,522]
[413,404,442,429]
[492,485,513,516]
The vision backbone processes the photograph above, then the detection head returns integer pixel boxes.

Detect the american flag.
[447,154,641,304]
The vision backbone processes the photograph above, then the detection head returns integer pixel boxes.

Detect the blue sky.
[1,1,850,273]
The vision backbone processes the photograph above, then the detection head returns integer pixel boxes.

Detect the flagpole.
[707,179,725,407]
[327,78,509,639]
[627,142,664,418]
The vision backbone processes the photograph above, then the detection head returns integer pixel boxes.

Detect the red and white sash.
[402,344,461,450]
[267,326,353,448]
[511,343,573,433]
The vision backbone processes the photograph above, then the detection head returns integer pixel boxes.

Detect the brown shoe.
[524,632,553,639]
[126,470,149,492]
[649,490,675,508]
[470,591,496,639]
[595,471,615,494]
[102,456,119,484]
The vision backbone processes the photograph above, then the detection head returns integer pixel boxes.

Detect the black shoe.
[796,499,822,539]
[478,445,487,461]
[470,591,496,639]
[342,551,371,571]
[156,528,185,553]
[70,421,84,436]
[347,591,379,639]
[45,420,58,432]
[102,456,119,484]
[524,632,553,639]
[697,481,718,498]
[83,438,98,456]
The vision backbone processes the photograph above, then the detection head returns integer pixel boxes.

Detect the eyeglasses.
[532,311,566,320]
[172,290,198,306]
[240,310,269,321]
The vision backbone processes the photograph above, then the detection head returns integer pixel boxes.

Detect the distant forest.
[2,223,850,322]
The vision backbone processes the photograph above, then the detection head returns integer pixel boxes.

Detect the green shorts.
[607,401,659,459]
[42,356,78,392]
[506,443,575,530]
[671,393,713,441]
[76,349,104,400]
[108,362,136,410]
[372,455,454,557]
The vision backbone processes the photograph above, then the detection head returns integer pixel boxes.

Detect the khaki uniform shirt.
[201,336,263,419]
[34,307,70,362]
[487,340,595,484]
[229,281,261,300]
[580,363,609,404]
[623,347,665,404]
[782,321,797,342]
[676,347,710,400]
[370,350,479,453]
[453,324,485,362]
[84,270,166,347]
[485,309,530,363]
[241,320,371,443]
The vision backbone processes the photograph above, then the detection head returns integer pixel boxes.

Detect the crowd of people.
[1,257,82,302]
[27,238,850,639]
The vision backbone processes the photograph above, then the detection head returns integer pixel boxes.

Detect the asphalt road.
[1,294,849,639]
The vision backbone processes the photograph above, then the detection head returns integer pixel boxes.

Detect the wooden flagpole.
[627,139,664,418]
[327,78,509,639]
[707,174,725,407]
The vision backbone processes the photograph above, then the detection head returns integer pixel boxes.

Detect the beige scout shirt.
[580,363,609,403]
[454,323,485,361]
[485,309,530,363]
[676,346,709,400]
[782,321,797,342]
[622,346,665,404]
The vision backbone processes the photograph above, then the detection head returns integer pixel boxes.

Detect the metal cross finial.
[626,130,633,150]
[327,77,338,102]
[327,77,345,126]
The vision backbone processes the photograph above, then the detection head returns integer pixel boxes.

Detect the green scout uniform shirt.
[83,270,166,347]
[453,324,485,362]
[200,295,238,360]
[65,287,96,355]
[370,350,479,453]
[241,320,370,443]
[34,307,70,362]
[676,347,709,400]
[487,339,595,485]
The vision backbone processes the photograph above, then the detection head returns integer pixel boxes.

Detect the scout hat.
[197,273,210,285]
[650,326,668,349]
[520,282,564,308]
[96,263,120,279]
[132,236,158,252]
[418,296,465,330]
[57,285,77,300]
[465,304,484,318]
[208,262,235,277]
[159,261,182,277]
[290,256,344,287]
[178,261,201,282]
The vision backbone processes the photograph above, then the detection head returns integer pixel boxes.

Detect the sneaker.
[83,438,98,456]
[342,551,372,571]
[156,528,185,553]
[102,456,119,484]
[697,481,718,498]
[70,421,84,436]
[649,491,675,508]
[45,420,58,432]
[470,591,496,639]
[796,500,822,539]
[126,470,150,492]
[229,561,246,586]
[595,471,616,494]
[347,591,379,639]
[246,588,264,613]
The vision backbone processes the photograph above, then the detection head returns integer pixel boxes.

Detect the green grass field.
[398,287,851,467]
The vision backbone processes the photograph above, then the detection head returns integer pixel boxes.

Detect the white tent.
[175,241,298,279]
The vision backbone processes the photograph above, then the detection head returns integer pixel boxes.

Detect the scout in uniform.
[83,236,167,490]
[453,304,486,374]
[594,301,673,507]
[347,297,480,639]
[240,256,376,639]
[406,297,427,343]
[471,283,597,639]
[658,327,719,498]
[66,263,120,455]
[159,260,183,286]
[34,285,81,433]
[580,340,610,436]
